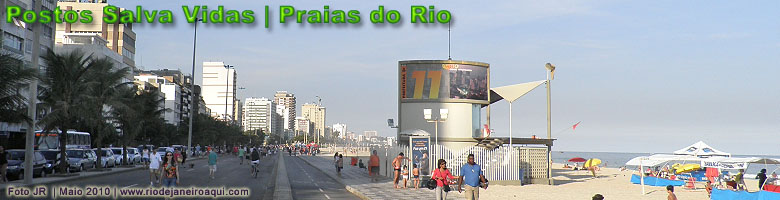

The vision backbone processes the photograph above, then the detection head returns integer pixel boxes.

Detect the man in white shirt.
[149,149,162,186]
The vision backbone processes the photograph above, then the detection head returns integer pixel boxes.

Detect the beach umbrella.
[568,157,587,162]
[584,158,602,168]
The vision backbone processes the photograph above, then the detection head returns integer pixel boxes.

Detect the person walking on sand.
[757,168,768,189]
[208,148,218,179]
[589,166,597,178]
[369,150,380,182]
[392,152,411,188]
[432,159,456,200]
[667,185,677,200]
[459,154,487,200]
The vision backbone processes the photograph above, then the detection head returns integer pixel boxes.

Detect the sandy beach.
[478,163,767,200]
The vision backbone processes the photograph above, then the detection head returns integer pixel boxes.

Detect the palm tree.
[0,53,36,123]
[81,57,129,169]
[113,86,166,165]
[37,49,99,173]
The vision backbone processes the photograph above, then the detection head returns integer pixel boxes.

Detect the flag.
[572,121,581,131]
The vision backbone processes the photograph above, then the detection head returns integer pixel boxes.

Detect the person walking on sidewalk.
[149,148,162,186]
[392,152,411,188]
[369,150,380,182]
[208,148,218,179]
[432,159,456,200]
[238,146,246,165]
[458,154,488,200]
[160,152,180,187]
[337,154,344,176]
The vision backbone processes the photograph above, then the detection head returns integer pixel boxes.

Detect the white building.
[134,73,182,124]
[274,91,296,131]
[364,131,378,138]
[242,97,275,134]
[202,62,237,122]
[295,117,311,136]
[332,123,347,139]
[301,103,326,140]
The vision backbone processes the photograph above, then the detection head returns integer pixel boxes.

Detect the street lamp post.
[545,63,556,185]
[424,109,448,146]
[187,18,202,158]
[223,65,234,122]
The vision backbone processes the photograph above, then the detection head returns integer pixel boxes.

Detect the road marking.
[319,188,331,199]
[187,169,195,171]
[121,184,138,189]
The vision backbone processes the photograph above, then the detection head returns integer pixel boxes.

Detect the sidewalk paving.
[0,165,143,188]
[299,155,465,200]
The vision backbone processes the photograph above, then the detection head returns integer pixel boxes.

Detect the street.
[1,153,360,199]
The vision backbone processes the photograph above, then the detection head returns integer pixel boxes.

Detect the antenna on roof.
[448,22,452,60]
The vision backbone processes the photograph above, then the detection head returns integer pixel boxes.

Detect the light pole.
[224,65,234,122]
[424,108,448,146]
[187,18,202,158]
[545,63,556,185]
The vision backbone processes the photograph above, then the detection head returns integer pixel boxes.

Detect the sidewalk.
[299,155,465,200]
[0,166,143,188]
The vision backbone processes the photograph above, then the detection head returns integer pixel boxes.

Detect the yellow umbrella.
[675,164,701,174]
[584,158,602,168]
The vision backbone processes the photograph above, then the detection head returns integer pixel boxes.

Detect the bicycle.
[251,160,260,178]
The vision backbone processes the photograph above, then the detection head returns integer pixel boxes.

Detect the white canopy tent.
[490,80,547,146]
[701,157,780,170]
[626,154,704,167]
[673,141,731,157]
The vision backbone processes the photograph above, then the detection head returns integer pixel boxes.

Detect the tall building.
[55,1,137,74]
[294,117,311,136]
[1,0,56,135]
[301,103,326,141]
[274,91,296,131]
[332,123,347,139]
[134,72,186,125]
[364,131,378,138]
[202,62,237,122]
[242,97,275,134]
[148,69,193,122]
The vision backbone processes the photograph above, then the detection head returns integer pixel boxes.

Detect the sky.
[111,0,779,154]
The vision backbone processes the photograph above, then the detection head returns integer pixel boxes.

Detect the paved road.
[4,154,277,199]
[285,155,360,200]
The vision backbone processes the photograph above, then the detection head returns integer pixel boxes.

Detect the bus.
[35,130,91,150]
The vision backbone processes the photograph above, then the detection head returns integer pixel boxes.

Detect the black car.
[37,150,66,174]
[6,150,48,180]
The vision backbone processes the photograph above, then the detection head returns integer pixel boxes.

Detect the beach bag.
[426,179,436,190]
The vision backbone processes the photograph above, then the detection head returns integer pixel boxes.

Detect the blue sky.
[113,0,779,154]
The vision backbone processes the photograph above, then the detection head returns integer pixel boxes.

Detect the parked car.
[110,148,137,165]
[156,147,174,158]
[65,149,95,172]
[93,149,116,168]
[5,150,48,180]
[37,150,65,174]
[126,148,141,164]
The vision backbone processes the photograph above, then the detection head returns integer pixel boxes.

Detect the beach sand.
[479,163,762,200]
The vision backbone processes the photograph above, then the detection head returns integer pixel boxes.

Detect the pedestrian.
[337,154,344,175]
[432,159,456,200]
[238,146,246,165]
[0,146,8,183]
[392,152,411,188]
[667,185,677,200]
[757,168,768,189]
[458,154,487,200]
[148,147,162,186]
[592,194,604,200]
[334,152,339,170]
[369,150,380,182]
[142,146,150,168]
[160,152,179,187]
[208,147,218,179]
[181,148,188,168]
[195,144,201,157]
[402,165,409,188]
[174,149,183,166]
[412,164,420,189]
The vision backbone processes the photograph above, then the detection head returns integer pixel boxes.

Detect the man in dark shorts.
[369,150,380,182]
[392,152,411,188]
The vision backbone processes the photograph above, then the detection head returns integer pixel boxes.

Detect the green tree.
[0,52,36,123]
[37,50,95,173]
[82,56,128,169]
